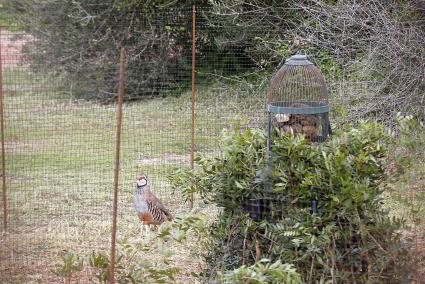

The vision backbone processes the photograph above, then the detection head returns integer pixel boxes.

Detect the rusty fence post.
[190,5,196,209]
[109,47,125,284]
[0,29,8,231]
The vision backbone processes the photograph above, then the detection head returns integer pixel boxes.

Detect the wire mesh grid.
[0,7,269,282]
[0,28,119,282]
[0,4,390,282]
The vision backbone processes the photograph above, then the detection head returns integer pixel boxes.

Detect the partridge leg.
[150,225,158,232]
[141,221,150,235]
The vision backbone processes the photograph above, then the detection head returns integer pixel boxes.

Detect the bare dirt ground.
[0,30,32,67]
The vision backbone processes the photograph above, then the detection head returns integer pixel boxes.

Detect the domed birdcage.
[241,54,331,222]
[241,54,330,221]
[266,54,330,156]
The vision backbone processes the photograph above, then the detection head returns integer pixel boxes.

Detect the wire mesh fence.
[0,27,120,282]
[0,6,389,283]
[0,7,268,282]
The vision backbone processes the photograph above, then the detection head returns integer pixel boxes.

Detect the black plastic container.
[243,198,271,221]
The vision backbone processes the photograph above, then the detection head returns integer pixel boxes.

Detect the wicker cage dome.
[267,54,328,105]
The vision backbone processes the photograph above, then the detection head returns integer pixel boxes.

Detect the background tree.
[5,0,209,100]
[4,0,424,123]
[207,0,425,124]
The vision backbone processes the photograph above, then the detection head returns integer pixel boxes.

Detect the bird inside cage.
[134,174,173,233]
[275,102,320,140]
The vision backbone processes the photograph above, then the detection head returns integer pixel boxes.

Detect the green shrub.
[218,259,301,284]
[54,213,210,283]
[54,251,84,284]
[170,123,409,283]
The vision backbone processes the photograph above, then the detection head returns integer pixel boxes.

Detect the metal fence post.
[0,29,8,231]
[190,5,196,209]
[109,47,125,284]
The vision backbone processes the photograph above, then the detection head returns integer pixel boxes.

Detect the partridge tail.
[162,209,173,221]
[165,212,173,221]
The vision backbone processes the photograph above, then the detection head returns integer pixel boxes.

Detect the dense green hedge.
[170,123,409,283]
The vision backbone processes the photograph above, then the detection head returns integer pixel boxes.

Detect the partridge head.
[136,174,148,189]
